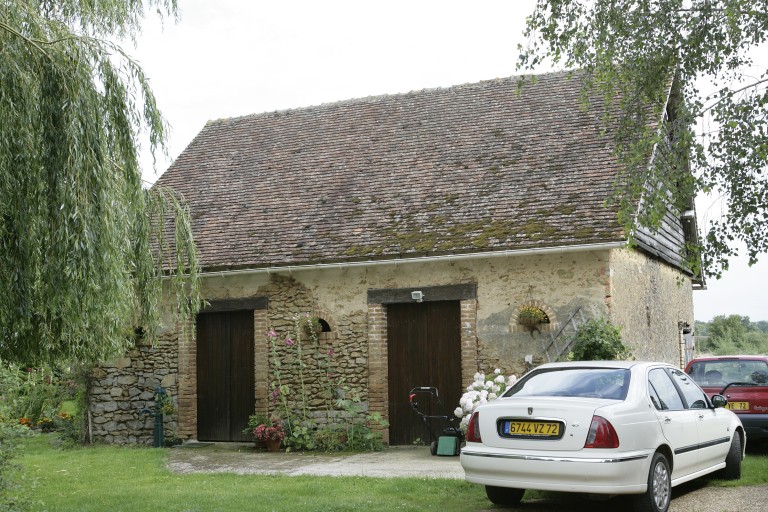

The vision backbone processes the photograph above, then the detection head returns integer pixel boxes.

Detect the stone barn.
[88,70,702,445]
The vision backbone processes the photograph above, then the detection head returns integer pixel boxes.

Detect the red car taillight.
[466,411,482,443]
[584,415,619,448]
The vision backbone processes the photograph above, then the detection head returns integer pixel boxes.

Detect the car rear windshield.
[503,368,631,400]
[688,360,768,387]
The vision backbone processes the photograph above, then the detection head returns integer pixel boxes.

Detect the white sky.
[129,0,766,323]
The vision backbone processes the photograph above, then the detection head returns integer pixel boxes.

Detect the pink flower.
[285,337,295,347]
[267,329,277,338]
[327,348,334,357]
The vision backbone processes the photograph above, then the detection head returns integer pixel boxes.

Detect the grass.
[17,434,768,512]
[18,434,487,512]
[710,441,768,487]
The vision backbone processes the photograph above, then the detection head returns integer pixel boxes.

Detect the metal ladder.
[541,307,587,362]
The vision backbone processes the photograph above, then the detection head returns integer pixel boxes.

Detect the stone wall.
[89,246,694,443]
[608,248,694,364]
[88,332,178,444]
[256,275,370,424]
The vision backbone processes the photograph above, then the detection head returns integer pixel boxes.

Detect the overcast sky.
[129,0,766,323]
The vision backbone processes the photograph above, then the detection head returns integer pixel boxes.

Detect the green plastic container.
[436,436,460,456]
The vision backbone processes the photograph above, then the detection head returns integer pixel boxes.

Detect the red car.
[685,355,768,440]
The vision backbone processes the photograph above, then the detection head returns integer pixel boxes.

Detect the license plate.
[503,420,561,437]
[726,402,749,410]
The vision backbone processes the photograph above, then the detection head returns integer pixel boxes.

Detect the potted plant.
[517,305,547,329]
[243,414,285,452]
[254,421,285,452]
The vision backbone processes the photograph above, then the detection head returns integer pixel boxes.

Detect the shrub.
[454,369,518,431]
[0,366,32,511]
[569,318,631,361]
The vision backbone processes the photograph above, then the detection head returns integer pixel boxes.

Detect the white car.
[460,361,745,512]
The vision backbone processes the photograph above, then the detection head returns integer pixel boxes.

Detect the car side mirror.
[711,394,728,408]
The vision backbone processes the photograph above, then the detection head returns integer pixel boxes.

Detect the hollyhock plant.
[454,369,517,430]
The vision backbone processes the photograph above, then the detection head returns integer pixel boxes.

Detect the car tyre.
[485,486,524,506]
[633,452,670,512]
[720,433,742,480]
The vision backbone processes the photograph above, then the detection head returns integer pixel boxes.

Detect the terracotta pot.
[265,438,282,452]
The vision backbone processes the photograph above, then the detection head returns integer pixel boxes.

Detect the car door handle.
[698,414,705,420]
[663,416,671,423]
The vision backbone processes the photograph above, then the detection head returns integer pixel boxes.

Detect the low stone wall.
[88,333,178,445]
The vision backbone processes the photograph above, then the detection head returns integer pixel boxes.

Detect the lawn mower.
[408,386,464,456]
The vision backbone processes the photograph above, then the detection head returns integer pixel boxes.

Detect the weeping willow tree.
[0,1,201,364]
[519,1,768,279]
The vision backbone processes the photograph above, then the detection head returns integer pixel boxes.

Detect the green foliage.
[0,1,201,364]
[1,363,60,425]
[569,318,631,361]
[0,361,88,450]
[0,421,31,512]
[697,315,768,355]
[519,1,768,279]
[0,365,32,511]
[695,319,710,336]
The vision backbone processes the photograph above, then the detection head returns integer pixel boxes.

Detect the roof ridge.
[205,68,583,127]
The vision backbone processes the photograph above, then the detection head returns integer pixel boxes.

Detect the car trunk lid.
[476,396,614,451]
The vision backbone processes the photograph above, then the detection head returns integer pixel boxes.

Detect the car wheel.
[485,486,524,506]
[633,452,671,512]
[720,433,742,480]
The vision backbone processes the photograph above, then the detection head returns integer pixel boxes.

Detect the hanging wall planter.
[518,305,548,331]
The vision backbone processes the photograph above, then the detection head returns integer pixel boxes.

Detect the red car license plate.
[726,402,749,410]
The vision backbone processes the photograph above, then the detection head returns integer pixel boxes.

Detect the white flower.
[456,369,518,431]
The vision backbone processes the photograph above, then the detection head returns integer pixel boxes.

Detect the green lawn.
[17,434,768,512]
[18,434,487,512]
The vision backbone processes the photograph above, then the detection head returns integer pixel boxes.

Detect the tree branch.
[696,76,768,116]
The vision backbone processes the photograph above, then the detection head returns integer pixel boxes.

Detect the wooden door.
[387,301,462,445]
[196,310,254,441]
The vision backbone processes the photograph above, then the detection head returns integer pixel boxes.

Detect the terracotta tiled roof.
[156,70,633,272]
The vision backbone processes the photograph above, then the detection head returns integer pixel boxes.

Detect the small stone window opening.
[318,318,332,333]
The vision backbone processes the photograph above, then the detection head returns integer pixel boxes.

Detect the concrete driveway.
[168,443,767,511]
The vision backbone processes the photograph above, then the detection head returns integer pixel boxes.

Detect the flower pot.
[265,438,282,452]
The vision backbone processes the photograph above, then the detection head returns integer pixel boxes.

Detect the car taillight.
[466,411,482,443]
[584,415,619,448]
